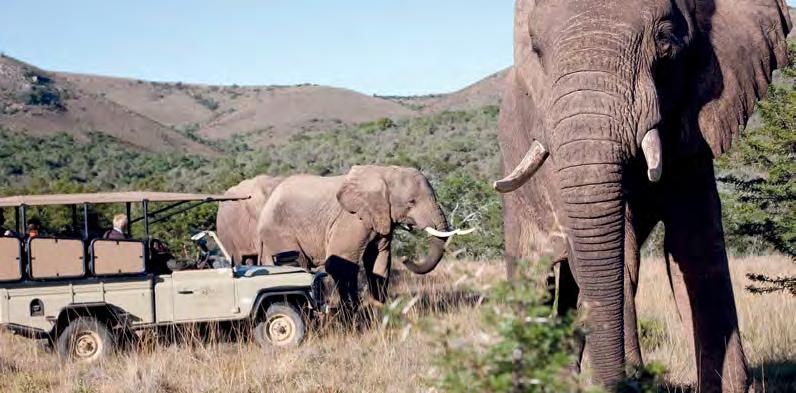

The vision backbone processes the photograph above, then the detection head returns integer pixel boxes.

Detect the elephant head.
[495,0,790,387]
[217,175,284,264]
[338,165,461,275]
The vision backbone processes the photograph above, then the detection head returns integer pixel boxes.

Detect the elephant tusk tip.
[493,140,548,193]
[647,168,662,183]
[493,179,517,193]
[424,227,475,237]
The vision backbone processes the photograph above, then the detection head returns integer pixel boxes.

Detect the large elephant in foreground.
[217,175,284,265]
[494,0,790,391]
[241,166,466,311]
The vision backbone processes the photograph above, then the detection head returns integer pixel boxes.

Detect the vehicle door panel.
[171,269,238,322]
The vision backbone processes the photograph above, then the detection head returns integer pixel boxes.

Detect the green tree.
[717,60,796,257]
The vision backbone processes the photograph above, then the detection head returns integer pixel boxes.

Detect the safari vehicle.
[0,192,327,362]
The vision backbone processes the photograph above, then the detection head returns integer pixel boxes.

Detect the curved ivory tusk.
[493,140,549,193]
[424,227,476,238]
[641,129,662,183]
[425,227,459,237]
[455,228,476,235]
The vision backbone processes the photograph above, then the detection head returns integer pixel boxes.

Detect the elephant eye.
[531,38,543,57]
[408,199,416,207]
[655,22,680,60]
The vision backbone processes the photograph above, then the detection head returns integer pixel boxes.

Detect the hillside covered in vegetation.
[0,107,503,258]
[2,39,795,259]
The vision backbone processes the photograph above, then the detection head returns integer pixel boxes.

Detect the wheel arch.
[53,303,127,337]
[250,290,311,320]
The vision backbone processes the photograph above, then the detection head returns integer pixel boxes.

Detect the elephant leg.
[556,258,580,316]
[557,257,584,374]
[362,239,389,304]
[623,252,642,371]
[324,217,372,322]
[663,160,748,393]
[664,249,695,357]
[502,193,523,281]
[623,205,658,371]
[325,255,361,322]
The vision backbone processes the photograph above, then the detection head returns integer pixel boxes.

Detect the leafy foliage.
[745,273,796,296]
[0,107,504,258]
[716,46,796,257]
[433,258,587,392]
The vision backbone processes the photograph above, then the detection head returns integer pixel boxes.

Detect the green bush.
[716,44,796,257]
[432,258,587,392]
[0,107,504,256]
[192,94,220,111]
[638,317,667,352]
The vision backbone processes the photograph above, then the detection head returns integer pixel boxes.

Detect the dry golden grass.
[638,254,796,392]
[0,256,793,393]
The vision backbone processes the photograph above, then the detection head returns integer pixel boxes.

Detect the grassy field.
[0,255,793,393]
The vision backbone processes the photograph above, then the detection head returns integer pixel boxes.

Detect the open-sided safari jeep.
[0,192,327,363]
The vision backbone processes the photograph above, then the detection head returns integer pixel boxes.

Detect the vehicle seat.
[91,239,146,276]
[0,237,22,282]
[28,238,85,279]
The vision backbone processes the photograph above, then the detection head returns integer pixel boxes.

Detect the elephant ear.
[499,1,549,174]
[681,0,791,156]
[337,166,392,236]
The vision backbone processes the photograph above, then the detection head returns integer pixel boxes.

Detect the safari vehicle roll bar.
[0,192,248,242]
[0,192,249,280]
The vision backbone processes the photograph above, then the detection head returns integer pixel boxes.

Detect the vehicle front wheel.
[253,302,305,348]
[56,317,116,363]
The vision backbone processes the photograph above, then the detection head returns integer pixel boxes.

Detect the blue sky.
[2,1,794,96]
[0,1,513,96]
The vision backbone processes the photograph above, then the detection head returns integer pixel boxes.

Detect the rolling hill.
[0,55,218,154]
[1,53,505,152]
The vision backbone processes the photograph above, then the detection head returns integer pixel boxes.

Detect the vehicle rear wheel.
[253,302,305,348]
[56,317,116,363]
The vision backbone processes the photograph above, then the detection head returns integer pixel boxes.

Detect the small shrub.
[746,273,796,296]
[193,94,220,111]
[638,317,667,352]
[376,117,395,130]
[432,258,587,392]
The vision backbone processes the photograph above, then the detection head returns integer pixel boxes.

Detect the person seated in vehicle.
[166,232,231,271]
[194,234,231,270]
[148,238,175,275]
[0,211,17,237]
[103,214,129,240]
[26,219,41,239]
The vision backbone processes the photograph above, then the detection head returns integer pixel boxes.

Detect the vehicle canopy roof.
[0,191,249,207]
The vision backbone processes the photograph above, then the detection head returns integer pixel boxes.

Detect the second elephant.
[222,165,465,310]
[217,175,284,265]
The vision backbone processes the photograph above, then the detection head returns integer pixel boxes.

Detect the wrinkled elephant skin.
[256,166,453,313]
[496,0,790,391]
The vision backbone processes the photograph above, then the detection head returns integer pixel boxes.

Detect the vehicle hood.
[233,265,308,278]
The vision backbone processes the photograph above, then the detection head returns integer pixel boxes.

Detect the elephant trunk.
[554,101,628,387]
[402,203,449,275]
